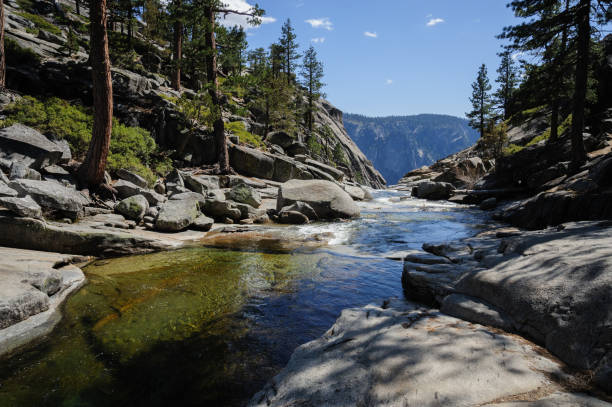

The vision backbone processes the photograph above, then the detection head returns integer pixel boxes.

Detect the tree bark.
[205,4,229,174]
[570,0,590,168]
[80,0,113,187]
[0,0,5,89]
[75,0,80,15]
[171,0,182,91]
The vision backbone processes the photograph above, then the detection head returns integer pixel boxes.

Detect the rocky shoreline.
[249,220,612,406]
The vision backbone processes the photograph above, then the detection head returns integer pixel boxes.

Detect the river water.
[0,190,489,407]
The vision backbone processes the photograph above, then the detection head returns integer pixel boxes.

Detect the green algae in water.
[0,247,324,407]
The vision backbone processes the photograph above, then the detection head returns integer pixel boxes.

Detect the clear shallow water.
[0,190,488,407]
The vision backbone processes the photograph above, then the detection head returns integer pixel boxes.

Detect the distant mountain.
[344,114,480,185]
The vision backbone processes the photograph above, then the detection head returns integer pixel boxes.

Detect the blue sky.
[221,0,520,118]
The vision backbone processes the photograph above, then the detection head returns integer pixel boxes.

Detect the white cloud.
[511,51,524,61]
[311,37,325,44]
[386,79,393,85]
[306,17,333,30]
[364,31,378,38]
[426,18,445,27]
[219,0,276,29]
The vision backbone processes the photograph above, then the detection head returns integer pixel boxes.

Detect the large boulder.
[305,159,344,181]
[285,142,308,157]
[202,199,242,221]
[279,201,318,221]
[0,195,43,219]
[227,184,262,208]
[154,199,200,232]
[114,180,166,206]
[115,195,149,221]
[0,182,18,197]
[183,173,221,194]
[273,156,313,183]
[116,168,148,189]
[9,179,89,219]
[412,181,455,200]
[0,124,64,169]
[277,179,360,219]
[278,210,309,225]
[190,215,214,231]
[229,145,275,180]
[9,163,41,180]
[267,131,294,149]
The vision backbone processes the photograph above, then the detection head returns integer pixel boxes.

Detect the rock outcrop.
[401,221,612,391]
[249,299,606,407]
[0,247,87,357]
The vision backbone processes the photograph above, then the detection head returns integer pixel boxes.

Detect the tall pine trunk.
[80,0,113,187]
[570,0,590,168]
[550,0,571,142]
[127,5,133,49]
[172,0,182,91]
[75,0,80,15]
[0,0,5,89]
[205,5,229,174]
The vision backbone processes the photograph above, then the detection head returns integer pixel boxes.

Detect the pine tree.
[269,43,284,78]
[279,19,300,84]
[300,46,325,135]
[466,64,493,138]
[80,0,113,187]
[217,26,247,77]
[201,0,263,173]
[499,0,606,167]
[494,50,519,120]
[169,0,185,91]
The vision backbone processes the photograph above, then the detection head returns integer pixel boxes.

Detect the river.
[0,190,489,407]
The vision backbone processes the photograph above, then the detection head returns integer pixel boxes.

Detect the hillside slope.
[344,114,479,184]
[1,0,385,188]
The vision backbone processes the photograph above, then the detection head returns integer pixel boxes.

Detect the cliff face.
[313,101,386,188]
[344,114,479,185]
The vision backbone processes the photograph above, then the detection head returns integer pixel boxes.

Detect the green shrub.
[503,143,524,156]
[17,12,62,35]
[5,38,41,65]
[226,121,263,148]
[1,96,171,184]
[332,143,349,166]
[306,135,323,156]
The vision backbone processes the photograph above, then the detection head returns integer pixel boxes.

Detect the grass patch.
[17,12,62,35]
[1,96,172,184]
[226,121,263,148]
